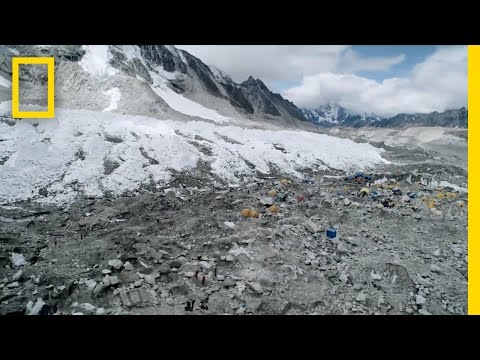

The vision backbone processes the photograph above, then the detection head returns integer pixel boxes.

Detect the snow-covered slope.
[150,80,230,123]
[0,45,391,205]
[79,45,118,79]
[0,109,388,205]
[0,74,11,88]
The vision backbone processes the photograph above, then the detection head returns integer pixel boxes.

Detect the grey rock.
[129,290,142,306]
[223,278,236,288]
[345,237,360,247]
[108,259,124,270]
[344,198,351,206]
[370,271,382,281]
[144,274,156,285]
[118,289,131,307]
[353,283,363,291]
[12,270,23,282]
[260,197,274,206]
[158,263,171,274]
[103,275,111,286]
[304,221,320,234]
[93,283,107,297]
[245,297,263,313]
[248,282,263,294]
[356,292,367,303]
[259,277,274,288]
[339,273,349,283]
[169,260,182,269]
[109,275,120,286]
[430,264,443,274]
[123,261,134,271]
[124,287,151,307]
[415,294,427,305]
[96,308,106,315]
[207,292,228,314]
[117,271,139,284]
[133,279,144,287]
[84,279,97,291]
[451,245,464,254]
[236,305,246,315]
[79,303,96,313]
[336,243,350,255]
[418,308,431,315]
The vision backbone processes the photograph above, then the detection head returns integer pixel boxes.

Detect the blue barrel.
[326,228,337,239]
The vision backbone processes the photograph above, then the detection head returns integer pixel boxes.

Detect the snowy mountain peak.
[302,103,466,128]
[208,64,234,84]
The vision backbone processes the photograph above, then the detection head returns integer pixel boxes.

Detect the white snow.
[164,45,176,54]
[0,108,388,205]
[79,45,117,79]
[438,181,467,193]
[229,245,251,258]
[173,120,388,180]
[355,127,460,147]
[0,101,11,112]
[152,85,230,123]
[79,303,96,312]
[425,179,468,193]
[0,74,11,88]
[209,65,233,83]
[26,298,46,315]
[147,69,230,123]
[102,88,121,112]
[223,221,236,228]
[10,253,27,267]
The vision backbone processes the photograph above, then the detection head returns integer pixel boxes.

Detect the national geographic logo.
[11,57,55,119]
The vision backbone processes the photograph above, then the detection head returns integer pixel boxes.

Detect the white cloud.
[283,46,467,117]
[339,48,406,73]
[176,45,404,85]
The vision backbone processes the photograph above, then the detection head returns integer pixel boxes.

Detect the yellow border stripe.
[469,45,479,315]
[11,57,55,119]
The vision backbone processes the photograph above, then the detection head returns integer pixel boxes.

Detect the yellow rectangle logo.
[11,57,55,119]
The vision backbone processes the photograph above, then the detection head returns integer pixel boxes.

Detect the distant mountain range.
[302,104,467,128]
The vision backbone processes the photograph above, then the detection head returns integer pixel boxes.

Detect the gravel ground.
[0,132,467,315]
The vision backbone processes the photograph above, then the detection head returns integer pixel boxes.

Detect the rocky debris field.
[0,160,467,315]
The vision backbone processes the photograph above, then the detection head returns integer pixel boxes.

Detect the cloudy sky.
[176,45,467,117]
